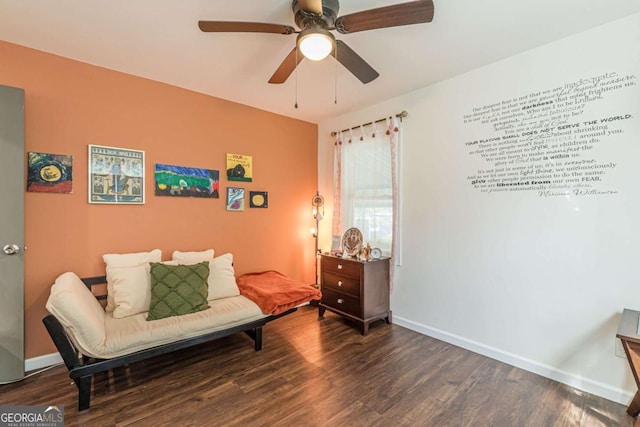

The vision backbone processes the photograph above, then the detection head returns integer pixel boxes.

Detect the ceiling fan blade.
[297,0,323,15]
[335,0,434,34]
[198,21,295,35]
[332,40,379,84]
[269,48,304,84]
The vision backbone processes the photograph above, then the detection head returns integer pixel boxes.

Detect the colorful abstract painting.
[226,153,253,182]
[88,145,144,204]
[226,187,245,211]
[155,164,220,198]
[27,152,73,193]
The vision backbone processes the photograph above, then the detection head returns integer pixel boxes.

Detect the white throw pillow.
[172,249,215,265]
[208,253,240,300]
[110,264,151,319]
[103,249,162,312]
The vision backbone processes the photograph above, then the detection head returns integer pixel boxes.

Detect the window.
[339,133,393,254]
[333,119,400,258]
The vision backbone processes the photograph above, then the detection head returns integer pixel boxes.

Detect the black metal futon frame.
[42,275,296,411]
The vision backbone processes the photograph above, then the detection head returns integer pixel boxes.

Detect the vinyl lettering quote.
[463,71,636,197]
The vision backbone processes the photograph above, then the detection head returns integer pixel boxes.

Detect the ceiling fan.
[198,0,434,85]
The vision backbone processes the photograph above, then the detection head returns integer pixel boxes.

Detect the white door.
[0,85,25,383]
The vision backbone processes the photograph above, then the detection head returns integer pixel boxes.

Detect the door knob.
[3,244,20,255]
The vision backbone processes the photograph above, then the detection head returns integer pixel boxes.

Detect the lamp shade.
[297,28,335,61]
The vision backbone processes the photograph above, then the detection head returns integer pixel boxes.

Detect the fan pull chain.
[334,42,338,105]
[294,47,299,109]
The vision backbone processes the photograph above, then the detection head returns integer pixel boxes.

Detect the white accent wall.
[318,13,640,404]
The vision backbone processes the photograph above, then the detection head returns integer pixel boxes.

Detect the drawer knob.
[338,264,343,270]
[337,298,344,304]
[338,280,343,287]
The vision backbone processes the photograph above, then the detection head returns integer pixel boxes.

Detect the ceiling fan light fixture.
[297,28,335,61]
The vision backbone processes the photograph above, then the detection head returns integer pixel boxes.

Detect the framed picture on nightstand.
[331,235,342,255]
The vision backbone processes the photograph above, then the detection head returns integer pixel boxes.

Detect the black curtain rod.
[330,110,408,137]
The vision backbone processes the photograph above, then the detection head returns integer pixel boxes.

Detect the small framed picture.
[331,235,342,255]
[226,187,245,211]
[226,153,253,182]
[249,191,268,208]
[27,152,73,194]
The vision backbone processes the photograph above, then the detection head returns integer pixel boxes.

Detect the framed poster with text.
[226,153,253,182]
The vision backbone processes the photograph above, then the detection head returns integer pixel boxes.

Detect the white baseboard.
[25,352,63,372]
[393,315,634,406]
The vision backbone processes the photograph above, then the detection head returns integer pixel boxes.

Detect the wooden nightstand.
[318,254,391,335]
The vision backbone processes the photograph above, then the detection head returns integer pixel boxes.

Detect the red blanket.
[236,270,322,315]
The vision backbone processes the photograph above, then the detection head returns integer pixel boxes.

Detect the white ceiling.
[1,1,639,124]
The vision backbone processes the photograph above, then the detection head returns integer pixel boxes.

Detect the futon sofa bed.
[43,249,320,411]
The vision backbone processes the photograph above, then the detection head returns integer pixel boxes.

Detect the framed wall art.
[226,187,245,211]
[249,191,268,208]
[155,163,220,198]
[88,145,144,204]
[226,153,253,182]
[27,152,73,193]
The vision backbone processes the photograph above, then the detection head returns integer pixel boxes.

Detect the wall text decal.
[463,71,636,197]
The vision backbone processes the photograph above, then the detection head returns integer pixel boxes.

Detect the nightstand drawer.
[323,272,360,297]
[321,288,361,317]
[322,256,361,278]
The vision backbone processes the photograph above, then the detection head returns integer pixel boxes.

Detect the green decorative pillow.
[147,261,210,321]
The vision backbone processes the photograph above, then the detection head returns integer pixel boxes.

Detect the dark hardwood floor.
[0,306,633,426]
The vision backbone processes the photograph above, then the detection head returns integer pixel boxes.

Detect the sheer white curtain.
[333,117,401,278]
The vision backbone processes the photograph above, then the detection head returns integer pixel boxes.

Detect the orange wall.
[0,41,318,359]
